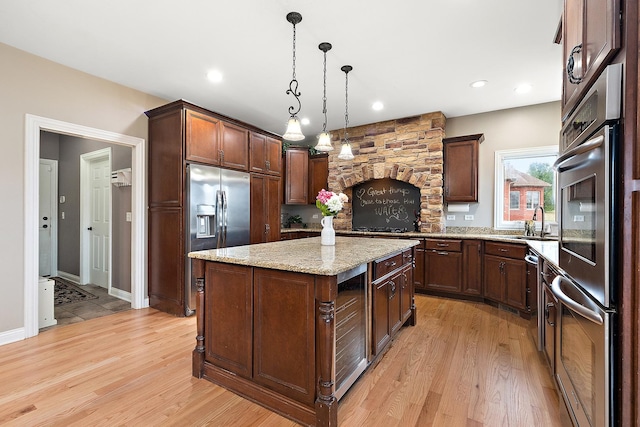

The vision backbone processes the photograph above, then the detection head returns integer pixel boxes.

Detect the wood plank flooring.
[0,295,562,426]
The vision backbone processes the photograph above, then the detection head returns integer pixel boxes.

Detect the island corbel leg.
[192,258,205,379]
[315,275,338,427]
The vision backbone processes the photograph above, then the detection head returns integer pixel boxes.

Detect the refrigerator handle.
[222,191,228,247]
[216,190,223,248]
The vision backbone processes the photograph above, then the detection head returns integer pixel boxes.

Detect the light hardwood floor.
[0,295,562,426]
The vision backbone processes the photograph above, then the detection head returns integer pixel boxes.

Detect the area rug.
[52,277,98,306]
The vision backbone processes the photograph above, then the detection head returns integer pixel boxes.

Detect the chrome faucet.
[532,206,546,238]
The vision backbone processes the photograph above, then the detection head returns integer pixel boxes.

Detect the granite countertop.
[188,236,420,276]
[280,228,561,267]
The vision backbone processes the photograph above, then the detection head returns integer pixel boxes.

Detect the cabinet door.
[308,154,329,204]
[443,135,482,202]
[250,174,267,244]
[148,109,184,207]
[462,240,482,295]
[265,136,282,175]
[220,121,249,171]
[249,132,267,173]
[503,258,527,311]
[526,261,538,313]
[265,175,281,242]
[373,279,390,355]
[185,109,221,165]
[400,263,413,323]
[413,245,425,290]
[205,262,253,379]
[424,250,462,293]
[148,207,184,316]
[562,0,621,117]
[283,147,309,204]
[483,255,504,303]
[388,272,403,335]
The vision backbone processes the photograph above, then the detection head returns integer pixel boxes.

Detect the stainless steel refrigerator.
[186,164,250,314]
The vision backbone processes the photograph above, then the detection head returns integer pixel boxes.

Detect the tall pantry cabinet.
[145,100,281,316]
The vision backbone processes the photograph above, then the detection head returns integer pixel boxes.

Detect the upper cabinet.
[561,0,621,119]
[250,132,282,176]
[443,134,484,203]
[220,122,249,171]
[185,109,222,166]
[283,147,309,204]
[308,153,329,204]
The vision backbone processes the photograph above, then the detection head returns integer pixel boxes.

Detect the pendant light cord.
[322,50,328,133]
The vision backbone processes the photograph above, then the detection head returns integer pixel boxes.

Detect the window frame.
[494,145,558,230]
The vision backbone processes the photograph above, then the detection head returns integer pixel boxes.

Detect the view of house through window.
[495,146,558,230]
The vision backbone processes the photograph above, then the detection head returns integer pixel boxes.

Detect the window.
[495,146,558,230]
[510,191,520,209]
[526,191,540,209]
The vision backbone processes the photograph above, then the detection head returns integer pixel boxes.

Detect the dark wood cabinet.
[185,109,221,166]
[372,250,415,356]
[219,121,249,171]
[462,240,483,295]
[423,239,463,293]
[145,100,281,316]
[283,147,309,204]
[561,0,621,119]
[308,153,329,204]
[250,173,281,244]
[250,132,282,176]
[483,241,528,312]
[413,240,425,290]
[443,134,484,203]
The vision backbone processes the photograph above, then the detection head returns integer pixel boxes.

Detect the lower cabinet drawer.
[373,252,403,281]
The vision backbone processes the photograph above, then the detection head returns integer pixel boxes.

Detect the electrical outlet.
[573,215,584,222]
[61,211,65,220]
[126,212,132,222]
[312,214,319,219]
[464,215,474,221]
[446,215,455,220]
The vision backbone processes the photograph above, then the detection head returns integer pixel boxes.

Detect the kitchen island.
[189,236,419,426]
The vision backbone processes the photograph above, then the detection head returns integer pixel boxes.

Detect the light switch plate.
[464,215,474,221]
[126,212,132,222]
[446,215,455,220]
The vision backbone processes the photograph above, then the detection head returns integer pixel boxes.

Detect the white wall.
[444,101,561,228]
[0,42,166,338]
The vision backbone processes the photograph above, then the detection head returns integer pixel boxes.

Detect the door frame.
[39,159,58,278]
[24,114,147,339]
[79,148,112,289]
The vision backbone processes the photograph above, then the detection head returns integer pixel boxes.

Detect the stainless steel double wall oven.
[552,63,622,427]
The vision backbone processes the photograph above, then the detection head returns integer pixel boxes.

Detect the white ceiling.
[0,0,563,141]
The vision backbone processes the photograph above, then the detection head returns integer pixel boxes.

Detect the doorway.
[24,115,147,339]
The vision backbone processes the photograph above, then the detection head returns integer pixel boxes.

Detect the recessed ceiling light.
[515,83,532,94]
[470,80,487,88]
[207,70,223,83]
[301,117,310,125]
[372,101,384,111]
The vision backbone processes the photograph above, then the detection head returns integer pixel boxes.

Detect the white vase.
[320,215,335,246]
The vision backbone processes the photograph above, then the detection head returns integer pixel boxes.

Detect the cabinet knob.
[566,44,584,85]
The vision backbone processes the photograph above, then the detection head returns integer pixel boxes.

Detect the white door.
[89,158,111,288]
[38,160,57,277]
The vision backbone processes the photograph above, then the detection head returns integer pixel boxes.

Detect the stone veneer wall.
[327,112,447,233]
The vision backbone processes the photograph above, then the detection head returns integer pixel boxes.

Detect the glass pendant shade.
[314,132,333,151]
[338,142,354,160]
[283,116,305,141]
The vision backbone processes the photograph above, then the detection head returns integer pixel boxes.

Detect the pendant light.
[338,65,355,160]
[282,12,305,141]
[314,42,333,152]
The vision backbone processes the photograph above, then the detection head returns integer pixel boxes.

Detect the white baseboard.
[109,287,131,303]
[0,328,26,347]
[57,271,80,284]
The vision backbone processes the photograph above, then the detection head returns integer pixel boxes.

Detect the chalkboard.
[352,178,420,229]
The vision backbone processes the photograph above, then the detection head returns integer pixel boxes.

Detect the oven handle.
[550,275,603,325]
[553,134,604,171]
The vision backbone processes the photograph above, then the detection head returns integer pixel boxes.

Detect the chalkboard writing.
[352,178,420,229]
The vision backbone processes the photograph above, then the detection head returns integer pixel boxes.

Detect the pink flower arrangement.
[316,189,348,216]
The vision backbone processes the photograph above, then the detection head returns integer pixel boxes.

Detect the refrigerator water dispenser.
[196,204,216,238]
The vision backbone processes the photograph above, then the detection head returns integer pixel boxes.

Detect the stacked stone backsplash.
[327,112,446,233]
